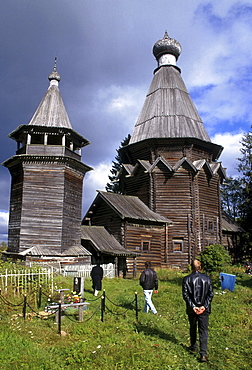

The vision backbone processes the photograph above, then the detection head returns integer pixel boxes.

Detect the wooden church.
[3,33,242,275]
[82,32,229,273]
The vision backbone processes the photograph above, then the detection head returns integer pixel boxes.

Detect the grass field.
[0,267,251,369]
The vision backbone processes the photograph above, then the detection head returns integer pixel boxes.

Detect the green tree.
[0,241,7,251]
[105,134,131,193]
[221,128,252,260]
[221,177,243,220]
[198,244,231,275]
[237,129,252,259]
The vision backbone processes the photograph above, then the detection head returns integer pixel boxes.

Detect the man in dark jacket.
[182,260,214,362]
[140,261,158,314]
[91,263,103,296]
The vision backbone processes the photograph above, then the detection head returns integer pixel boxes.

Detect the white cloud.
[85,162,111,190]
[211,131,244,177]
[0,210,8,241]
[97,84,146,128]
[82,161,112,213]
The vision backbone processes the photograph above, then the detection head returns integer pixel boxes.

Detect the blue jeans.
[143,290,157,314]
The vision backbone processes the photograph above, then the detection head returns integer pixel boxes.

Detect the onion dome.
[48,57,61,83]
[153,31,182,61]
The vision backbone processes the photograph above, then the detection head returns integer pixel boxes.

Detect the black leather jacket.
[182,271,213,314]
[140,268,158,290]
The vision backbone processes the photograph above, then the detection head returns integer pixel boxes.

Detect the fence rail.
[0,268,54,294]
[61,263,115,278]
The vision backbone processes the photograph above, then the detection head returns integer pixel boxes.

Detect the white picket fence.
[0,263,115,295]
[61,263,115,278]
[0,267,54,294]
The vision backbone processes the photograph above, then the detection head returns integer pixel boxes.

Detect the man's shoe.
[188,346,197,353]
[200,355,207,362]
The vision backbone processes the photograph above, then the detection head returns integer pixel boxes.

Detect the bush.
[198,244,232,275]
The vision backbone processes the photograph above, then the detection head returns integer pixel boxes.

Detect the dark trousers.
[188,312,209,355]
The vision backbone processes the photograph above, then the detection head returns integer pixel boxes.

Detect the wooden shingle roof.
[130,65,211,144]
[222,212,245,233]
[11,245,91,257]
[96,191,172,224]
[81,225,139,257]
[28,83,72,129]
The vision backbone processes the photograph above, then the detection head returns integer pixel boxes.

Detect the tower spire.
[48,57,61,85]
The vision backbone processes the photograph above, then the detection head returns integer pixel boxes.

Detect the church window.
[30,133,43,144]
[47,134,62,145]
[141,240,150,252]
[207,220,214,233]
[172,238,184,252]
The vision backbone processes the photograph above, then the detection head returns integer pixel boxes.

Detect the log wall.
[7,158,85,253]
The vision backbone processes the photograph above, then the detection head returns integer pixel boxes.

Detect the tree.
[105,134,131,193]
[220,128,252,260]
[237,129,252,259]
[221,177,243,220]
[198,244,231,275]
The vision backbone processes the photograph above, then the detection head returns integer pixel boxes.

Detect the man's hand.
[193,306,205,315]
[154,290,158,294]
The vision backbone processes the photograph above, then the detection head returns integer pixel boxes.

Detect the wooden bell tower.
[3,61,92,260]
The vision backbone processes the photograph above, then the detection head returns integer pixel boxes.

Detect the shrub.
[198,244,232,275]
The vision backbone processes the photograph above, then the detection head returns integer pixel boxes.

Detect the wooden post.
[133,258,137,279]
[78,305,83,322]
[135,292,138,320]
[38,285,42,308]
[58,301,61,335]
[101,294,105,322]
[23,294,27,320]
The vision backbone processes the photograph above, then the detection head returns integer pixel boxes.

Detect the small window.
[172,239,184,253]
[47,135,62,145]
[141,240,150,252]
[207,220,214,233]
[31,134,44,144]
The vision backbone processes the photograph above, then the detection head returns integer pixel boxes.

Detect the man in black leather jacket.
[182,260,214,362]
[140,261,158,314]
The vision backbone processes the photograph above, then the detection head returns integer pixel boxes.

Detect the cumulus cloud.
[211,131,244,177]
[97,84,146,129]
[82,161,112,213]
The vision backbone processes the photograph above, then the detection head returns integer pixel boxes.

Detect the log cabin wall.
[122,170,150,206]
[62,167,84,250]
[88,200,123,243]
[197,171,222,249]
[152,163,192,268]
[18,162,65,252]
[8,164,24,253]
[125,222,166,275]
[7,159,86,254]
[119,142,224,269]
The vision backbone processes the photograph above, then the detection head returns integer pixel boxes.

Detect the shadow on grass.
[236,275,252,288]
[134,321,187,351]
[159,276,184,285]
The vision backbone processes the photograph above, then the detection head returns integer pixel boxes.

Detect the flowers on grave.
[66,291,82,303]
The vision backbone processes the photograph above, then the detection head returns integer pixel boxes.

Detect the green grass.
[0,268,251,369]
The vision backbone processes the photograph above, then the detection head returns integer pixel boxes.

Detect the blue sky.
[1,0,252,241]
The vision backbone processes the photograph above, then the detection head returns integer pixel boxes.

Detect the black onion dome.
[153,31,182,61]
